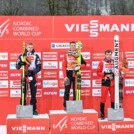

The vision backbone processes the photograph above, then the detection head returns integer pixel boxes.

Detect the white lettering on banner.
[12,21,41,37]
[65,20,134,37]
[44,91,58,96]
[92,89,101,96]
[128,61,134,68]
[101,123,134,131]
[125,90,134,95]
[81,80,90,87]
[92,80,101,87]
[70,117,95,130]
[0,80,8,88]
[12,125,45,133]
[125,52,134,60]
[0,71,8,79]
[43,61,58,69]
[53,115,96,131]
[53,116,68,132]
[0,19,9,38]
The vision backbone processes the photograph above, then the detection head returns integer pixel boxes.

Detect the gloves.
[19,61,26,66]
[64,78,70,86]
[25,70,34,77]
[74,66,80,71]
[104,71,114,80]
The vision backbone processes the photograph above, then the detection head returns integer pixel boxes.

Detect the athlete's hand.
[74,66,80,71]
[64,77,68,82]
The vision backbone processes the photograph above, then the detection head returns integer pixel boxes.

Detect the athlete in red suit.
[97,50,115,120]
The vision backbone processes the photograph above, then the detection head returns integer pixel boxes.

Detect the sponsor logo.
[81,52,90,60]
[10,80,21,88]
[125,70,134,77]
[10,62,16,70]
[101,123,134,131]
[125,89,134,95]
[59,89,73,97]
[81,80,90,87]
[93,53,105,60]
[125,79,134,87]
[43,61,58,69]
[53,115,96,131]
[92,79,101,87]
[51,43,82,49]
[11,125,46,133]
[42,52,57,60]
[0,80,8,88]
[10,53,20,60]
[92,89,101,96]
[65,20,134,37]
[0,53,8,60]
[59,53,65,60]
[44,90,58,96]
[27,89,42,97]
[10,72,21,78]
[92,61,99,69]
[53,116,68,132]
[125,52,134,60]
[0,63,8,69]
[0,89,9,97]
[37,71,41,79]
[128,60,134,68]
[59,61,63,69]
[36,81,42,89]
[59,80,64,88]
[59,71,63,78]
[0,19,10,38]
[81,70,91,78]
[43,71,57,78]
[51,43,69,49]
[10,89,21,97]
[43,80,58,88]
[81,89,90,96]
[0,71,8,79]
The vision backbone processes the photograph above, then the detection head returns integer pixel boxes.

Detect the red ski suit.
[97,59,115,103]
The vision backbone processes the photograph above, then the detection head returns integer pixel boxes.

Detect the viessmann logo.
[101,123,134,131]
[12,125,45,133]
[65,20,134,37]
[0,19,10,38]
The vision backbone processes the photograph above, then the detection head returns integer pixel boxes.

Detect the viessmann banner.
[0,16,134,39]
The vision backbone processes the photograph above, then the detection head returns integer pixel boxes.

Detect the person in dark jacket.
[62,41,86,110]
[16,42,41,115]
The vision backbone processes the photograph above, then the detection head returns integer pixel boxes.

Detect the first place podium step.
[49,109,98,134]
[7,114,49,134]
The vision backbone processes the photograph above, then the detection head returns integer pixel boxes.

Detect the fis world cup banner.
[0,16,134,39]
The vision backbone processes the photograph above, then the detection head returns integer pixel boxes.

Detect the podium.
[7,114,49,134]
[49,109,98,134]
[99,118,134,134]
